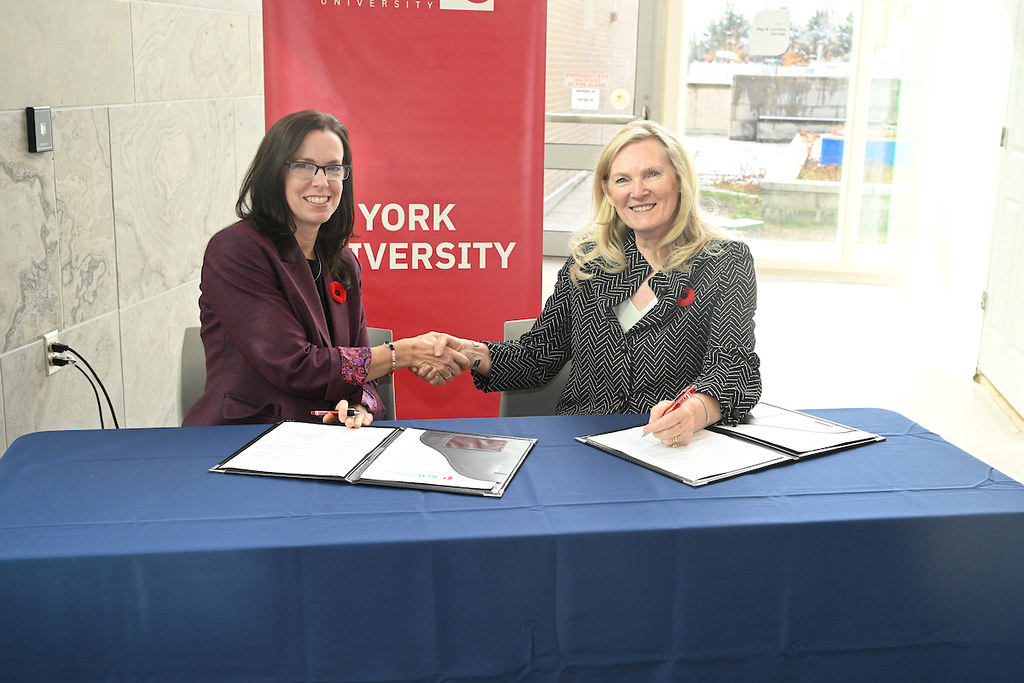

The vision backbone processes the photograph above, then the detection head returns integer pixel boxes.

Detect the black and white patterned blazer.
[475,233,761,424]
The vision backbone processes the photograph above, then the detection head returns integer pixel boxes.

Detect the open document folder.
[211,421,537,497]
[577,403,884,487]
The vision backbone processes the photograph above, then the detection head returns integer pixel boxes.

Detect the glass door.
[543,0,663,255]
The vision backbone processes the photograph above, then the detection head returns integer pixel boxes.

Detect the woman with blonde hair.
[433,119,760,447]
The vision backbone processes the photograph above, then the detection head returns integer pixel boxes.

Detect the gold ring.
[672,436,678,447]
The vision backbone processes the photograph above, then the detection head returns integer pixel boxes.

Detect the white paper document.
[216,421,394,478]
[578,403,884,486]
[580,425,793,486]
[211,421,537,497]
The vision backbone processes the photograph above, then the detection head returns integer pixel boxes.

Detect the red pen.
[643,384,697,438]
[664,385,698,416]
[311,408,366,417]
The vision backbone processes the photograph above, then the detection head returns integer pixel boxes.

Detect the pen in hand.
[311,409,366,417]
[643,384,697,439]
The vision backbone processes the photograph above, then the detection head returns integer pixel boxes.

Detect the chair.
[176,326,396,423]
[178,326,205,424]
[366,327,396,420]
[498,318,572,417]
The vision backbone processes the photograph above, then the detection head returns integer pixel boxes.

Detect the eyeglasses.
[285,161,351,181]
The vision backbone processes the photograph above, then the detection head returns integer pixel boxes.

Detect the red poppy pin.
[329,281,346,304]
[677,287,695,307]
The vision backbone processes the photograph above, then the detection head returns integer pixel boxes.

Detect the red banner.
[264,0,546,418]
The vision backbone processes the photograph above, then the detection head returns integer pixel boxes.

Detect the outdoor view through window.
[544,0,916,278]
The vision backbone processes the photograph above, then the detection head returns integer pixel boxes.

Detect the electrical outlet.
[43,330,62,376]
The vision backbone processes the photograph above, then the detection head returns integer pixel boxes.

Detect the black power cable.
[51,356,105,428]
[49,342,120,429]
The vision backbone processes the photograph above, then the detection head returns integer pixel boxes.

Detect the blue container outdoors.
[819,134,899,166]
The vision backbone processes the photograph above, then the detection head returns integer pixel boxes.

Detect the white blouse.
[614,295,658,332]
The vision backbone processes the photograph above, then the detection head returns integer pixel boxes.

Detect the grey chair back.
[498,318,571,417]
[178,326,205,424]
[177,326,397,422]
[366,327,396,420]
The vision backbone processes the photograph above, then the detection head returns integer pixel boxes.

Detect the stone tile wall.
[0,0,264,452]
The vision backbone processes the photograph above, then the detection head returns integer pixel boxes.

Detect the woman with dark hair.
[427,120,761,447]
[183,110,467,427]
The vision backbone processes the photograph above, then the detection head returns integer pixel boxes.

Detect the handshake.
[328,331,491,428]
[395,331,490,386]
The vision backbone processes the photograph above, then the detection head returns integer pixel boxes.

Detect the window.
[543,0,924,282]
[543,0,663,255]
[681,0,917,280]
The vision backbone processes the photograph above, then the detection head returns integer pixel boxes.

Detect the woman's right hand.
[395,332,470,384]
[410,334,491,385]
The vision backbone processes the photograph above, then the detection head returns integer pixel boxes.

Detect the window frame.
[542,0,666,255]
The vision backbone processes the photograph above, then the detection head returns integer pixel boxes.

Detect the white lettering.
[342,0,433,7]
[382,203,405,231]
[359,203,381,231]
[389,242,408,269]
[435,242,456,269]
[433,203,456,230]
[357,202,457,231]
[365,242,388,270]
[409,204,429,230]
[471,242,491,268]
[350,241,516,271]
[494,241,516,268]
[412,242,432,269]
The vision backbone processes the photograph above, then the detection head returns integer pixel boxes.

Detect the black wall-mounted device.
[26,106,54,153]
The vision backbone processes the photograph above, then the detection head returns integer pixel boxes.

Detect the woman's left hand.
[644,399,698,447]
[322,399,374,428]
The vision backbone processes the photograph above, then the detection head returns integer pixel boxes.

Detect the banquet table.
[2,409,1023,682]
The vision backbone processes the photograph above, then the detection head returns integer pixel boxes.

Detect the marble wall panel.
[0,112,60,354]
[131,2,251,102]
[249,14,264,95]
[0,365,7,454]
[0,0,133,110]
[0,0,266,442]
[109,101,238,309]
[53,108,118,326]
[134,0,260,11]
[1,313,124,445]
[233,96,266,193]
[120,282,202,428]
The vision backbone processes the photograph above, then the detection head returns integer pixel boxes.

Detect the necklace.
[309,258,322,281]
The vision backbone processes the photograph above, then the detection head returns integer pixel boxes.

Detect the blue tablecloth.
[2,410,1023,681]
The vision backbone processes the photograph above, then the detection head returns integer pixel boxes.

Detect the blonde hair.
[569,120,733,285]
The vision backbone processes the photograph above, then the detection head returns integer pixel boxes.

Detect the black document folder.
[707,403,885,457]
[211,421,536,497]
[578,403,884,487]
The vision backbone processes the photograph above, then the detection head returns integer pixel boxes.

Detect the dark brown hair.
[236,110,356,287]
